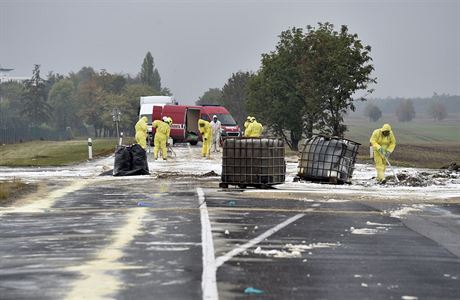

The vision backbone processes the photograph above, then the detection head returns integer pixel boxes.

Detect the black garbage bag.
[113,144,150,176]
[130,144,150,175]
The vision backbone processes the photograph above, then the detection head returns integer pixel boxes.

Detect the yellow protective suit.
[243,116,252,134]
[370,123,396,182]
[245,121,263,137]
[153,120,170,160]
[135,116,148,149]
[198,119,212,158]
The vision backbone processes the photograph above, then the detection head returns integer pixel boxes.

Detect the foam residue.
[253,242,340,258]
[386,204,434,219]
[351,228,379,235]
[401,296,418,300]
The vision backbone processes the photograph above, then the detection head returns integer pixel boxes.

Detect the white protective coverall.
[211,118,221,152]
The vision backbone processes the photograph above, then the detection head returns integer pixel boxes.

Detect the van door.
[185,108,201,145]
[153,106,163,122]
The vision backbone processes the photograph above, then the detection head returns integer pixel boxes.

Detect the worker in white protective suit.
[210,115,221,152]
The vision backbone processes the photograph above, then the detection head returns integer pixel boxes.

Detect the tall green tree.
[140,51,162,92]
[141,52,154,88]
[221,72,253,127]
[247,23,376,149]
[48,79,81,131]
[196,88,223,105]
[21,64,52,127]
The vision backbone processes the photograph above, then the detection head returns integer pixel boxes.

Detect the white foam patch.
[253,242,340,258]
[401,296,418,300]
[386,204,434,219]
[366,221,396,226]
[351,228,380,235]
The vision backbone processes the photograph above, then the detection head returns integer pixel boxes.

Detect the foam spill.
[253,242,340,258]
[386,204,434,219]
[65,208,147,300]
[351,228,379,235]
[401,296,418,300]
[366,221,396,226]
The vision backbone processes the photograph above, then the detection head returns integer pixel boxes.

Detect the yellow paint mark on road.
[3,179,95,214]
[65,207,147,300]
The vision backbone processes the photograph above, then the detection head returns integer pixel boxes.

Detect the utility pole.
[112,108,121,139]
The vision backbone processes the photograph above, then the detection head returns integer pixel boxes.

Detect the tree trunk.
[290,130,300,151]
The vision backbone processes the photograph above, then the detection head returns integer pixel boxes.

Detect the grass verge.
[0,138,130,166]
[0,179,36,205]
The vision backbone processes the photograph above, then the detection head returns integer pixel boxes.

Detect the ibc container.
[220,138,286,188]
[297,135,360,184]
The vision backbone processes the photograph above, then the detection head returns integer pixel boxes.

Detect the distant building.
[0,67,29,83]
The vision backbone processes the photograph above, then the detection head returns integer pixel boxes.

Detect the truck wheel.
[189,140,198,146]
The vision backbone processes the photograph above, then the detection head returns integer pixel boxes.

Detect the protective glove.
[384,151,391,159]
[378,147,385,156]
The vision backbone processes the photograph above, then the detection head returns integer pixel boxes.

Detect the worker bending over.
[153,116,171,160]
[370,123,396,184]
[245,117,263,138]
[198,119,212,158]
[135,116,148,149]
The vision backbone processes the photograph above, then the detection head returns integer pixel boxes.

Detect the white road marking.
[198,188,219,300]
[215,213,305,268]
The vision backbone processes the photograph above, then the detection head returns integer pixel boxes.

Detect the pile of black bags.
[113,144,150,176]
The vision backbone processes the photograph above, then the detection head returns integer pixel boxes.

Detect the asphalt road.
[0,153,459,299]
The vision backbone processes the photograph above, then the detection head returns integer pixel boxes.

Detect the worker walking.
[245,117,263,138]
[135,116,148,149]
[152,116,171,160]
[211,115,221,152]
[198,119,212,158]
[370,123,396,184]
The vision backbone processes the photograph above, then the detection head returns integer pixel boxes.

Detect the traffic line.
[198,188,219,300]
[65,207,147,300]
[215,213,305,268]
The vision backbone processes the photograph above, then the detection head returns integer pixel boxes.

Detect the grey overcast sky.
[1,0,459,104]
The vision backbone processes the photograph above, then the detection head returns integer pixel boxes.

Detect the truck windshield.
[216,114,237,126]
[141,114,153,124]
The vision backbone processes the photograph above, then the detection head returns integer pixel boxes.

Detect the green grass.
[0,138,127,166]
[345,119,460,145]
[0,179,28,202]
[345,117,460,168]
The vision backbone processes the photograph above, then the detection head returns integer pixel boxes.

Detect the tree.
[140,52,161,92]
[196,88,223,105]
[221,72,253,127]
[21,64,52,127]
[303,23,376,136]
[427,101,447,121]
[396,99,416,122]
[364,103,382,122]
[48,79,81,131]
[246,23,376,149]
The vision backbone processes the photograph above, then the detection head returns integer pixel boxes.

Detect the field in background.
[344,116,460,168]
[0,138,127,166]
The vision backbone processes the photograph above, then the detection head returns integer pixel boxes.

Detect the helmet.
[162,116,168,122]
[213,115,217,119]
[247,116,252,120]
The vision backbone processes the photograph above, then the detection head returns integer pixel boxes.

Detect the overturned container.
[297,135,360,184]
[220,138,286,189]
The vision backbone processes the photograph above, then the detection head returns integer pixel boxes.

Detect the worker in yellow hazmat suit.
[243,116,252,135]
[135,116,148,149]
[152,117,171,160]
[370,123,396,183]
[245,117,263,137]
[198,119,212,158]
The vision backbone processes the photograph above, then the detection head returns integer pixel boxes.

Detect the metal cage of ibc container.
[220,138,286,189]
[297,135,360,184]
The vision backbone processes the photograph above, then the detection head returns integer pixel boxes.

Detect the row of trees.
[364,100,448,122]
[197,23,376,150]
[0,52,168,141]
